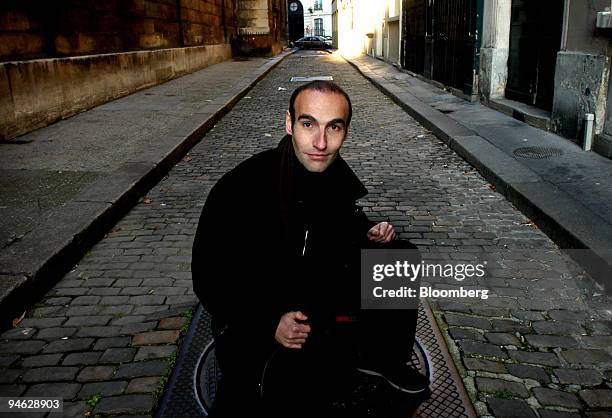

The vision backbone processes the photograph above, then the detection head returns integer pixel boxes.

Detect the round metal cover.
[513,146,563,159]
[196,337,431,415]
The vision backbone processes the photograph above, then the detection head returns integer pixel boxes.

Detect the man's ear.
[285,110,293,136]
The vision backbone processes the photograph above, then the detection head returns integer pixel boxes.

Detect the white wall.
[302,0,333,37]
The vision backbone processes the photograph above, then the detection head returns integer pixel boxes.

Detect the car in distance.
[293,36,329,49]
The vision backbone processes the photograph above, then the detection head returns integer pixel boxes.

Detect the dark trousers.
[208,239,420,417]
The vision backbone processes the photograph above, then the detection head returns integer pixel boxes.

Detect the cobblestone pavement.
[1,51,612,417]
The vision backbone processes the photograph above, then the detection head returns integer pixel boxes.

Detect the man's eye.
[303,121,312,128]
[330,124,342,131]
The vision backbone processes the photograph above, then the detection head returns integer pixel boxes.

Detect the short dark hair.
[288,80,352,127]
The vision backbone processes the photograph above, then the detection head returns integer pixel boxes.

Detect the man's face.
[285,89,349,173]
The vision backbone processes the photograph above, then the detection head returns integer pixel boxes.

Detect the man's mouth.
[306,153,328,161]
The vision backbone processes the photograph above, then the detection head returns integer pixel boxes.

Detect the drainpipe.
[583,113,594,151]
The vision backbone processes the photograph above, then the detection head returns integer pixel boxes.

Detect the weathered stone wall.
[551,0,612,150]
[0,44,232,141]
[234,0,286,56]
[0,0,236,62]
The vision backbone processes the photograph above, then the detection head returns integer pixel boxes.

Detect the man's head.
[285,81,352,172]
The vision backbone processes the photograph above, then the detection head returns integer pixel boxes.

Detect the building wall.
[0,0,286,140]
[234,0,286,56]
[551,0,611,152]
[0,0,236,62]
[302,0,333,37]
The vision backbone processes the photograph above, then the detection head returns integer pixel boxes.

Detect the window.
[314,18,324,36]
[314,0,322,10]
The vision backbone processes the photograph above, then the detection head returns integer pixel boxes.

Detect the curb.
[344,55,612,293]
[0,49,296,331]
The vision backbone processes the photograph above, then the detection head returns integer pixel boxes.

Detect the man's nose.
[313,129,327,150]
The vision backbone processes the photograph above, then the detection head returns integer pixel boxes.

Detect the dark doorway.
[401,0,479,94]
[288,0,304,43]
[506,0,563,110]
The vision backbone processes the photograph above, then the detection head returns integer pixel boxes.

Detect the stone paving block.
[134,345,176,361]
[93,394,153,415]
[42,338,94,353]
[21,366,79,382]
[114,361,168,379]
[110,315,147,326]
[62,351,102,365]
[561,349,612,366]
[0,340,46,354]
[533,321,586,336]
[125,376,161,394]
[47,401,91,418]
[491,319,531,333]
[78,381,128,398]
[158,317,187,330]
[0,355,19,367]
[533,387,582,409]
[539,410,582,418]
[76,326,122,338]
[93,336,132,350]
[0,384,26,396]
[463,357,508,373]
[458,340,507,359]
[485,332,521,346]
[120,322,158,335]
[449,327,486,341]
[64,315,113,327]
[506,364,551,384]
[70,295,102,305]
[100,347,136,363]
[0,369,21,383]
[486,397,537,418]
[21,353,63,368]
[508,350,560,367]
[475,377,529,398]
[77,366,116,382]
[579,389,612,409]
[525,334,579,348]
[554,368,603,386]
[36,327,77,340]
[445,313,492,330]
[132,330,180,346]
[24,382,81,399]
[0,327,36,340]
[20,317,66,328]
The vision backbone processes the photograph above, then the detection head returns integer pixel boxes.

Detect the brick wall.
[0,0,237,62]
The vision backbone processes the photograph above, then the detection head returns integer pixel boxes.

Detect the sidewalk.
[344,54,612,293]
[0,50,293,328]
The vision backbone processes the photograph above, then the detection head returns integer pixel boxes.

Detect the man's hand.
[275,311,311,349]
[367,221,396,243]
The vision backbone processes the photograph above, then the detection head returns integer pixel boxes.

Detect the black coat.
[191,136,375,344]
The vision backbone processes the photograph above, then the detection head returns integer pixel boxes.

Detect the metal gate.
[505,0,563,110]
[401,0,480,94]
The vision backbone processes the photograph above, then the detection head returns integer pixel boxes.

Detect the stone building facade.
[0,0,286,141]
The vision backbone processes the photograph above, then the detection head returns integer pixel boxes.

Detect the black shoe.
[356,363,429,394]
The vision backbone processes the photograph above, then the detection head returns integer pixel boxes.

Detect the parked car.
[323,36,332,47]
[293,36,329,49]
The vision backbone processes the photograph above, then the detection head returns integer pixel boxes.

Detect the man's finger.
[285,342,303,349]
[288,332,308,340]
[293,324,311,333]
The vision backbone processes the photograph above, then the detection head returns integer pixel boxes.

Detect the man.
[192,81,428,416]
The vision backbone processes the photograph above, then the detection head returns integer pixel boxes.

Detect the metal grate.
[157,304,475,417]
[512,146,563,159]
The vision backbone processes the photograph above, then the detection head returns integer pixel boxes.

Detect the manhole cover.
[513,146,563,159]
[290,76,334,82]
[156,303,476,417]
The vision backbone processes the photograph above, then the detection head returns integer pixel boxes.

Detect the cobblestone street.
[1,51,612,417]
